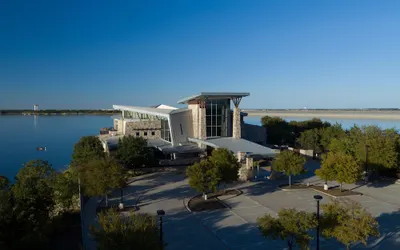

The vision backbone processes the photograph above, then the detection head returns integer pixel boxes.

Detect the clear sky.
[1,0,400,109]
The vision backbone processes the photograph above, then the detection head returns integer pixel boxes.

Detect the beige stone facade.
[198,106,206,139]
[125,120,162,140]
[188,104,199,138]
[233,106,241,139]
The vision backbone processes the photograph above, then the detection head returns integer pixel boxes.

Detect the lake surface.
[2,115,400,180]
[0,115,113,180]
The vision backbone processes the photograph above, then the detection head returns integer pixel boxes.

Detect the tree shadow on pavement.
[355,211,400,249]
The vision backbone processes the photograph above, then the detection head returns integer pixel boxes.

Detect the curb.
[310,187,363,199]
[183,197,192,212]
[310,187,339,199]
[280,187,310,191]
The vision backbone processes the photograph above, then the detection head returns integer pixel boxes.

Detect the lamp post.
[365,144,369,183]
[157,209,165,249]
[314,195,323,250]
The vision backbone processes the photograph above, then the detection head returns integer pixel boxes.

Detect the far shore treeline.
[0,109,120,115]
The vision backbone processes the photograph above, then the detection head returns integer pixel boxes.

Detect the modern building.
[33,104,39,111]
[101,92,275,163]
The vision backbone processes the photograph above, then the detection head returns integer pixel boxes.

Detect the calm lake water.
[2,115,400,180]
[0,115,113,180]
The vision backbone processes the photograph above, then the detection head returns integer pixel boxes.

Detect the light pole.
[365,144,369,183]
[157,209,165,249]
[314,195,323,250]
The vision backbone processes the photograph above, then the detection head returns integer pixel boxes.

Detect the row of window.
[134,131,156,137]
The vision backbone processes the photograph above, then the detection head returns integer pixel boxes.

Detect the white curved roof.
[113,105,188,118]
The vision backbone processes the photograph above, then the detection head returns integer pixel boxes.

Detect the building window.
[180,124,183,135]
[144,132,148,136]
[136,132,139,137]
[206,99,229,137]
[161,119,171,142]
[151,131,155,136]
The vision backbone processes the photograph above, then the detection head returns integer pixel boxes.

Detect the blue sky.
[1,0,400,109]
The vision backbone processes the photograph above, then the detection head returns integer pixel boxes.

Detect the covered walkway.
[188,137,276,158]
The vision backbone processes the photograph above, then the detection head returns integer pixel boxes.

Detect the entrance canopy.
[147,139,203,154]
[99,135,203,154]
[188,137,276,158]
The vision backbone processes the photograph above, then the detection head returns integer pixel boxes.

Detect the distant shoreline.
[0,110,119,116]
[245,111,400,120]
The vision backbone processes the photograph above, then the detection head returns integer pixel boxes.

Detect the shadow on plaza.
[363,211,400,249]
[163,210,400,250]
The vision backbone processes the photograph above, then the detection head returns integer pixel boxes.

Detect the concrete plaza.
[85,160,400,250]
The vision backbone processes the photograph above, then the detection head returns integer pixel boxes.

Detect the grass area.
[311,185,362,197]
[188,189,241,212]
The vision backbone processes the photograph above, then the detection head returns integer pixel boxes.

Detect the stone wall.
[125,120,162,140]
[233,106,241,138]
[188,104,199,138]
[198,106,206,139]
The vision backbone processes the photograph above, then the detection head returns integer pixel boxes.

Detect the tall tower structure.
[33,104,39,111]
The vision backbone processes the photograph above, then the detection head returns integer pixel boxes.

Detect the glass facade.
[160,119,171,142]
[205,99,229,137]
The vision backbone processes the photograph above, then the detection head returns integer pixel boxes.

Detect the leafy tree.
[319,123,345,152]
[186,160,220,198]
[296,129,321,153]
[258,208,317,250]
[362,126,398,171]
[273,150,306,187]
[91,209,161,250]
[53,169,79,214]
[330,152,362,191]
[72,136,105,166]
[0,179,13,248]
[321,201,379,250]
[117,136,156,171]
[315,153,337,185]
[11,160,57,247]
[261,116,292,145]
[0,175,9,189]
[208,148,239,191]
[79,157,126,206]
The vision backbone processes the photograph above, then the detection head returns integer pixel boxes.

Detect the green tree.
[321,201,379,250]
[11,160,57,247]
[0,175,9,189]
[296,129,321,153]
[91,209,161,250]
[258,208,317,250]
[72,136,105,166]
[79,157,126,207]
[53,169,79,214]
[330,152,362,191]
[319,123,345,152]
[261,116,292,145]
[0,178,13,248]
[186,160,220,199]
[208,148,239,191]
[273,150,306,187]
[362,126,398,171]
[315,153,337,185]
[117,136,156,171]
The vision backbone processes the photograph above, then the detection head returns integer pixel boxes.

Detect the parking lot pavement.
[194,209,283,249]
[108,171,400,250]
